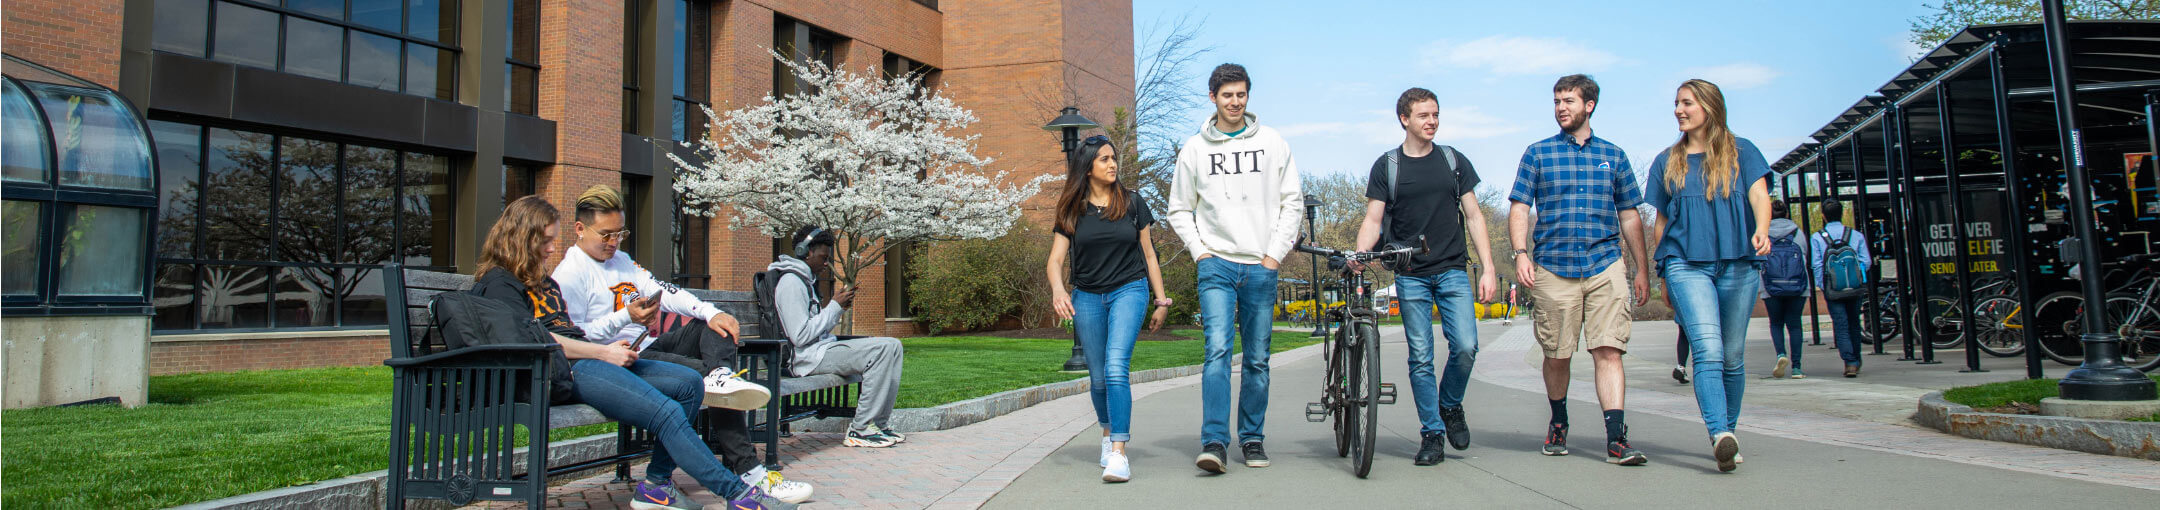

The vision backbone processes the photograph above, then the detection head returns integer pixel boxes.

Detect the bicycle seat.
[2127,253,2160,268]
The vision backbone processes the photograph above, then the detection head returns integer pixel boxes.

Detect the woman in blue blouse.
[1645,79,1773,473]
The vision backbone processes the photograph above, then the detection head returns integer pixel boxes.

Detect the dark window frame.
[0,68,161,316]
[672,0,711,142]
[505,0,540,115]
[144,116,457,333]
[154,0,463,101]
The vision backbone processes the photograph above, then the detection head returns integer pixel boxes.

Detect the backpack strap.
[1381,142,1469,249]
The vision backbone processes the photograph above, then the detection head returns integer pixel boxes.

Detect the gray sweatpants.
[805,336,904,433]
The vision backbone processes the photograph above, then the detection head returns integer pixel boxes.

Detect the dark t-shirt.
[1366,146,1480,276]
[473,268,588,340]
[1055,192,1156,294]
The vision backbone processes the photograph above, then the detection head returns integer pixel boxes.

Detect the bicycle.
[1858,286,1903,346]
[1298,236,1423,478]
[1924,275,2024,356]
[2033,253,2160,371]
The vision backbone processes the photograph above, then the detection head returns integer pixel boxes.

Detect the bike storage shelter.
[1770,21,2160,378]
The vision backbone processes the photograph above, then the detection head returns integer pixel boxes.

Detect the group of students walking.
[1049,63,1847,483]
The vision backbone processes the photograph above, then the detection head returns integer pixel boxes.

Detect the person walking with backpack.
[1645,79,1774,473]
[1760,200,1810,379]
[1045,134,1171,483]
[1166,63,1304,473]
[1354,86,1497,466]
[1509,75,1651,465]
[1812,199,1872,378]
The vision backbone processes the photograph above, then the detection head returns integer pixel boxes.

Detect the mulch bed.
[1979,401,2042,415]
[956,326,1201,342]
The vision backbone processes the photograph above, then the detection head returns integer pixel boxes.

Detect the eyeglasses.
[1082,134,1110,146]
[598,229,631,242]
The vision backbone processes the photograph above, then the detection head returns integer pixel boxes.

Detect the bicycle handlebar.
[1294,235,1429,263]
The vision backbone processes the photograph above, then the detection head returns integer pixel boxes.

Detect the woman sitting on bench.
[470,196,795,510]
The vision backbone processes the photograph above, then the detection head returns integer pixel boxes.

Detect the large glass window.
[670,0,710,142]
[506,0,539,115]
[149,118,453,331]
[3,60,161,315]
[164,0,459,100]
[622,0,642,134]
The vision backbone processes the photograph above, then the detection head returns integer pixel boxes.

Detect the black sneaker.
[1240,442,1270,468]
[1414,433,1447,466]
[1196,443,1227,473]
[1440,406,1470,450]
[1542,423,1569,456]
[1607,437,1647,466]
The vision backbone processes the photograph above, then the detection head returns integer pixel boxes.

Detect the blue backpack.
[1821,228,1868,300]
[1762,232,1808,296]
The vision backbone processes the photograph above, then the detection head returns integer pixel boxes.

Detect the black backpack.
[751,269,791,341]
[431,291,577,405]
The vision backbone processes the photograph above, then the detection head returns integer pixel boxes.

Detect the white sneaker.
[1102,451,1131,483]
[703,368,771,410]
[1100,437,1113,467]
[750,469,813,504]
[1772,356,1791,379]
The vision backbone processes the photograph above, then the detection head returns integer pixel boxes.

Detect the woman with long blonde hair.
[1644,79,1773,473]
[469,196,797,509]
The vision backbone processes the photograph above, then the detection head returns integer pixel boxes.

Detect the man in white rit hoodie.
[1166,63,1303,474]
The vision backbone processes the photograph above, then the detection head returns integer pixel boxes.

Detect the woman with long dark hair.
[1046,135,1170,483]
[470,196,796,509]
[1644,79,1774,473]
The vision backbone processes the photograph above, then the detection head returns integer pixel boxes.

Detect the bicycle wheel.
[2101,296,2160,372]
[1329,327,1350,457]
[2033,292,2086,366]
[1926,296,1965,350]
[1970,296,2026,357]
[1859,295,1902,345]
[1352,320,1381,479]
[1342,321,1366,470]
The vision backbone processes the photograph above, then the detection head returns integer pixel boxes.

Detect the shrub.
[908,221,1053,334]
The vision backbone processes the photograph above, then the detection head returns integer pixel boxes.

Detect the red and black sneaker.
[1607,438,1647,465]
[1541,423,1569,456]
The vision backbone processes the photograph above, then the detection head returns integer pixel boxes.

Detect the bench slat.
[777,374,858,396]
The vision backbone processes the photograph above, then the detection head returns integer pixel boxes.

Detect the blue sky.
[1132,0,1939,195]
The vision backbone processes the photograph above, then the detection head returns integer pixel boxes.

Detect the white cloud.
[1274,121,1351,138]
[1422,36,1623,76]
[1888,35,1929,63]
[1679,62,1782,90]
[1275,106,1526,147]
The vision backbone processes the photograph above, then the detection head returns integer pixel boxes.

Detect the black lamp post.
[1305,194,1328,338]
[2040,0,2157,401]
[1044,106,1100,373]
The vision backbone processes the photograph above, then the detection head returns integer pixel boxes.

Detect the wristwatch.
[1154,298,1174,308]
[1513,249,1531,258]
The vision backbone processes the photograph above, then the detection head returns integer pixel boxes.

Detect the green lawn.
[1942,374,2160,421]
[1,332,1319,509]
[897,330,1319,408]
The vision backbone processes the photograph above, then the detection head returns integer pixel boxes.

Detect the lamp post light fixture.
[1044,106,1100,373]
[1305,194,1329,338]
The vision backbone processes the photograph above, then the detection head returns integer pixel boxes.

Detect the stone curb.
[1917,391,2160,461]
[167,434,624,510]
[785,358,1215,434]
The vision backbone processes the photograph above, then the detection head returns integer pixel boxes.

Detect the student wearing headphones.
[768,226,909,448]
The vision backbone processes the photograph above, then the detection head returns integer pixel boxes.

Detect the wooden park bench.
[381,264,859,508]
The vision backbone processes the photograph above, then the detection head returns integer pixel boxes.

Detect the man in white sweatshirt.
[553,186,813,503]
[1166,63,1304,473]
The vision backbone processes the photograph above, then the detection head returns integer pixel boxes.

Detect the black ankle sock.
[1549,399,1568,425]
[1604,410,1626,440]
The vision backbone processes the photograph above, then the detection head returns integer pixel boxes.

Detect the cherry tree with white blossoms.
[670,50,1055,311]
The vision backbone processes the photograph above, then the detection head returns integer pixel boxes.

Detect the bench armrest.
[384,343,563,368]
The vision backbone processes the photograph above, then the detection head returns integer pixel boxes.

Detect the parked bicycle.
[2032,253,2160,371]
[1924,274,2025,356]
[1297,236,1423,478]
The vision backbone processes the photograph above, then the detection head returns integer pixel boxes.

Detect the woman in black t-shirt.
[1046,135,1169,484]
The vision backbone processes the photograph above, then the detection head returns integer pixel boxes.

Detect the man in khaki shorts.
[1507,75,1652,465]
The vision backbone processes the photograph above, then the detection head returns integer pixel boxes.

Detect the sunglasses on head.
[1082,134,1110,146]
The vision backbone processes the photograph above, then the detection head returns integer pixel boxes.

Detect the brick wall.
[2,0,124,86]
[149,336,390,375]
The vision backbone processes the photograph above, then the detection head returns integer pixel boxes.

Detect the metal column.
[1895,104,1938,362]
[1852,135,1886,358]
[1989,45,2045,379]
[1940,90,1986,373]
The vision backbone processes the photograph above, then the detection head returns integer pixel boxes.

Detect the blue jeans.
[1073,279,1149,442]
[1197,257,1277,446]
[1397,270,1478,436]
[1764,295,1805,372]
[572,359,749,498]
[1826,298,1864,366]
[1662,259,1759,438]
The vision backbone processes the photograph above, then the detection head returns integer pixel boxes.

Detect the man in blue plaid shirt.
[1508,74,1652,465]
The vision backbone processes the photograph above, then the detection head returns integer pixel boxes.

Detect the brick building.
[2,0,1133,375]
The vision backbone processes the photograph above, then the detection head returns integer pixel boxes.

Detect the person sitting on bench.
[769,226,909,448]
[551,186,811,505]
[470,196,796,510]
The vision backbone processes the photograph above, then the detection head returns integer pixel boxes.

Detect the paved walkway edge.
[791,362,1211,434]
[1917,391,2160,460]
